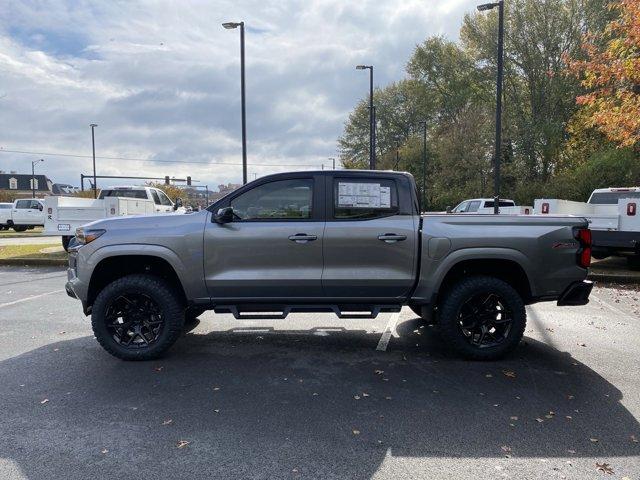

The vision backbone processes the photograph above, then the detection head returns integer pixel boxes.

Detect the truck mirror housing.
[214,207,234,224]
[174,198,183,210]
[446,206,452,213]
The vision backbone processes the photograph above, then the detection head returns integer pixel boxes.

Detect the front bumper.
[557,280,593,306]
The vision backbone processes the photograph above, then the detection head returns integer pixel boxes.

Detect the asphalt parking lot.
[0,266,639,480]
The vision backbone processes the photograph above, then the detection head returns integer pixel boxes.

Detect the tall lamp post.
[477,0,504,214]
[420,121,427,211]
[31,159,44,198]
[223,21,248,185]
[356,65,375,170]
[90,124,98,199]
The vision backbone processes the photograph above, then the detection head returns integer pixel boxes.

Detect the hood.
[83,210,208,238]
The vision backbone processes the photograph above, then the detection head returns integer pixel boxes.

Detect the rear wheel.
[91,274,185,360]
[438,276,526,360]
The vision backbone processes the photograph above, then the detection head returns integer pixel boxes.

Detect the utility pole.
[421,121,427,211]
[90,124,98,199]
[477,0,504,214]
[31,159,43,198]
[356,65,375,169]
[223,21,248,185]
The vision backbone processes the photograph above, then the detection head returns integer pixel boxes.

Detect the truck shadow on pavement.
[1,317,638,479]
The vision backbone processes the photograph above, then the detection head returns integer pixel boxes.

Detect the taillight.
[47,207,52,214]
[574,228,591,268]
[627,202,636,216]
[541,202,549,214]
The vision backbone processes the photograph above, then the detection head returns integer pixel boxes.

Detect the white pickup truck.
[535,187,640,269]
[0,199,45,232]
[44,186,183,250]
[451,198,533,215]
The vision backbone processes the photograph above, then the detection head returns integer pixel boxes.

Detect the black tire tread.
[91,274,185,361]
[438,275,526,360]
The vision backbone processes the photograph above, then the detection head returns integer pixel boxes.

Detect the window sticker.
[337,182,391,209]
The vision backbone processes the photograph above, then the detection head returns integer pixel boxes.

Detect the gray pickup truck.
[66,170,593,361]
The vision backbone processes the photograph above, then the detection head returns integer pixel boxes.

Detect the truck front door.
[322,175,418,300]
[204,175,324,300]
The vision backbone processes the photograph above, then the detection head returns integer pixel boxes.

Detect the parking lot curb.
[588,271,640,285]
[0,258,67,267]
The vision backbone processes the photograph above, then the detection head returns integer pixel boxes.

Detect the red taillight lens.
[627,202,636,216]
[542,202,549,214]
[575,228,592,268]
[47,207,52,214]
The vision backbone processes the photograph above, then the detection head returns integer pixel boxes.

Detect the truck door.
[322,175,417,300]
[12,200,32,224]
[203,175,324,300]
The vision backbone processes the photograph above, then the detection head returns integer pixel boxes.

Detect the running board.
[213,304,401,320]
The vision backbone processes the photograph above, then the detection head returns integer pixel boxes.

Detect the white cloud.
[0,0,478,190]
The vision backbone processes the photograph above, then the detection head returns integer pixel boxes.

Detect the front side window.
[230,179,313,220]
[157,190,173,206]
[30,200,42,209]
[453,201,468,213]
[333,178,398,220]
[150,190,161,205]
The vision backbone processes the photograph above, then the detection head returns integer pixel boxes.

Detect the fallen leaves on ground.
[40,398,49,404]
[162,419,173,425]
[154,366,163,372]
[374,370,384,375]
[502,370,516,379]
[176,440,190,449]
[595,462,614,474]
[352,430,360,435]
[630,435,638,443]
[590,438,599,443]
[101,448,108,454]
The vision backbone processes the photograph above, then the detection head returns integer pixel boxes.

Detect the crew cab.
[535,187,640,269]
[0,199,45,232]
[65,171,592,361]
[451,198,532,215]
[44,186,184,250]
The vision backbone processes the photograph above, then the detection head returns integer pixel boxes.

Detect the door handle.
[288,233,317,244]
[378,233,407,243]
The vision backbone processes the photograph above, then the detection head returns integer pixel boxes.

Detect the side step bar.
[213,304,402,320]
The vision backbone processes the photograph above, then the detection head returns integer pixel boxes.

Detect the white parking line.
[0,289,64,309]
[376,311,401,351]
[590,293,636,323]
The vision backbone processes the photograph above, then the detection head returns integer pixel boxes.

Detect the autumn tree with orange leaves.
[566,0,640,148]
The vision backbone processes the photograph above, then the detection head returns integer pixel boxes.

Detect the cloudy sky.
[0,0,478,191]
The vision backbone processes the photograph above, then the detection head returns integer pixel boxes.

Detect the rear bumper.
[557,280,593,306]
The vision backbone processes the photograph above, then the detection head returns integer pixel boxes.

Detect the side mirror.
[446,206,452,213]
[38,204,43,211]
[174,197,183,210]
[213,207,234,224]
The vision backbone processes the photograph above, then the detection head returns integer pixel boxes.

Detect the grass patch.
[0,243,67,260]
[0,227,46,237]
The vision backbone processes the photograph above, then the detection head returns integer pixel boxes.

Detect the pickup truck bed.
[66,170,592,361]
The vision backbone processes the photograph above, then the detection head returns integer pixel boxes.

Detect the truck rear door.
[322,174,418,300]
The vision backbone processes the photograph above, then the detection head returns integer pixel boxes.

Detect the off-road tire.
[92,274,185,361]
[438,275,526,360]
[61,235,73,252]
[12,225,27,232]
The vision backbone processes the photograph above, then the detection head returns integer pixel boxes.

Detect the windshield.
[589,191,640,204]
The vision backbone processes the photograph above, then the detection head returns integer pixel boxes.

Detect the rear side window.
[15,200,31,209]
[484,200,515,208]
[99,189,148,199]
[589,192,640,204]
[0,204,11,209]
[467,200,481,212]
[333,178,398,220]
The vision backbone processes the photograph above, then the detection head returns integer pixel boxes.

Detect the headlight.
[75,227,106,245]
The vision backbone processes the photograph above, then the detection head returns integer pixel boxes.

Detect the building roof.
[0,173,51,191]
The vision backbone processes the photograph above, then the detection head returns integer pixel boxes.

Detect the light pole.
[223,21,248,185]
[90,123,98,198]
[31,159,44,198]
[394,141,400,170]
[478,0,504,214]
[329,157,336,170]
[356,65,375,170]
[420,121,427,211]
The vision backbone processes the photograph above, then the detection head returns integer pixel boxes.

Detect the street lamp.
[223,21,248,185]
[356,65,375,170]
[477,0,504,214]
[31,159,44,198]
[419,121,428,211]
[90,124,98,198]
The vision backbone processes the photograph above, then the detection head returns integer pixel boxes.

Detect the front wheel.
[438,276,526,360]
[91,274,185,360]
[61,236,73,252]
[627,255,640,271]
[12,225,27,232]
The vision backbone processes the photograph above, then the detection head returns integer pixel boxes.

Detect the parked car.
[0,202,13,230]
[535,187,640,269]
[0,199,45,232]
[44,186,184,251]
[451,198,532,215]
[66,170,592,361]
